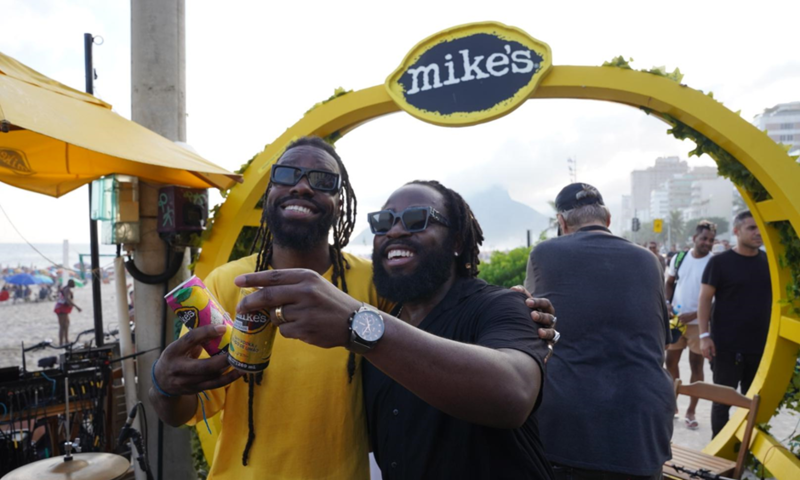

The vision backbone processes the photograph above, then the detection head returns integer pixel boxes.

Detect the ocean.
[0,243,119,271]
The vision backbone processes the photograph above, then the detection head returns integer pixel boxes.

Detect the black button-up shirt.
[363,277,553,479]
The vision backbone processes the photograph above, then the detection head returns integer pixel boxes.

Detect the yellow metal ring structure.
[195,66,800,477]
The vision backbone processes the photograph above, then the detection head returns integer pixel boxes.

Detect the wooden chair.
[664,380,760,480]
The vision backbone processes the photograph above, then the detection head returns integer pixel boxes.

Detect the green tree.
[478,246,533,288]
[667,210,686,246]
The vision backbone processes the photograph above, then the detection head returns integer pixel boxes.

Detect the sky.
[1,0,799,246]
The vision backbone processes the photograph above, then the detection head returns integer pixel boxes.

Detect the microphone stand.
[130,429,154,480]
[117,403,154,480]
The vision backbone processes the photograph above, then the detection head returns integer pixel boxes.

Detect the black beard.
[266,194,335,252]
[372,236,455,304]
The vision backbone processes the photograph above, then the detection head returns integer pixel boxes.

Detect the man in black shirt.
[525,183,674,479]
[699,210,771,437]
[235,180,554,479]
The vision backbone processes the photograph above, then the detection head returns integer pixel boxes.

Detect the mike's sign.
[386,22,552,126]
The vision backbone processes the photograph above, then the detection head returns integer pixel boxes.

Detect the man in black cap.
[524,183,675,480]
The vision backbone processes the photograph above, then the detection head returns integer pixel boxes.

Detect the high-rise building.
[667,166,719,215]
[687,178,735,229]
[650,188,669,221]
[619,194,633,235]
[630,156,689,221]
[753,102,800,156]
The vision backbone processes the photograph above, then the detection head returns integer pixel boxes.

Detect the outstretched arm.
[236,269,543,429]
[365,316,541,428]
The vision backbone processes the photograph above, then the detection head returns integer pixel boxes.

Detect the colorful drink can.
[165,276,233,356]
[227,288,278,372]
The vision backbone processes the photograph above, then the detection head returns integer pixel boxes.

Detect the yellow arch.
[196,66,800,478]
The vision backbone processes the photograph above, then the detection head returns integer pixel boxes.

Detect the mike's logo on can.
[385,22,552,127]
[175,306,200,329]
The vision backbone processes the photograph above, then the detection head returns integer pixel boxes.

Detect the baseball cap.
[555,183,605,212]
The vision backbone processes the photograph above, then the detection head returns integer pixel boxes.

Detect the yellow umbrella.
[0,51,241,197]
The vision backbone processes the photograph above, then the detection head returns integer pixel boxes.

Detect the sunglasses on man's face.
[368,206,451,235]
[270,165,342,192]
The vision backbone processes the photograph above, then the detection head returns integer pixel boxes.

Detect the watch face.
[353,311,384,342]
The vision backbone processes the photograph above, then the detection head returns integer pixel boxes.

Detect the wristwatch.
[347,304,385,354]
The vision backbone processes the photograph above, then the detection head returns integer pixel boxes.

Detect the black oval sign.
[386,22,552,126]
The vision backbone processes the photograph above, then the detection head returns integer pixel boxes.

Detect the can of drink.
[227,288,278,372]
[165,276,233,356]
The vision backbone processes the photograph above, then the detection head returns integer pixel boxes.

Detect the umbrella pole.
[85,32,104,347]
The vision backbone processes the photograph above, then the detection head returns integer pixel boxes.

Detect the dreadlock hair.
[241,136,358,466]
[406,180,484,278]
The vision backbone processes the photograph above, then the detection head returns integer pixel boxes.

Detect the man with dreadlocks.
[150,136,386,479]
[236,180,555,479]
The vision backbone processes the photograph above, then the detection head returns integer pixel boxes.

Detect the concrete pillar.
[131,1,193,479]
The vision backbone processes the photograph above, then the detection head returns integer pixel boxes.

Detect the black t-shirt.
[363,277,553,480]
[701,249,771,354]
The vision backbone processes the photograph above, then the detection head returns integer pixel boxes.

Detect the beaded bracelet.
[151,358,213,434]
[151,359,176,398]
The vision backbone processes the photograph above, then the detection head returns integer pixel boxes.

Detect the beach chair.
[664,380,760,480]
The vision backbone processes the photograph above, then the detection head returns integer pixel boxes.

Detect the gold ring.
[275,305,286,324]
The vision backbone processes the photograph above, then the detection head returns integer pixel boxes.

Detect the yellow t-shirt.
[187,252,387,480]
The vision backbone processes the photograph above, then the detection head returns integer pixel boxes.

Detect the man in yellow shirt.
[150,136,383,479]
[149,137,555,479]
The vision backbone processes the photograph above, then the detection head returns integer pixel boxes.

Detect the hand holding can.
[165,276,233,356]
[228,288,278,372]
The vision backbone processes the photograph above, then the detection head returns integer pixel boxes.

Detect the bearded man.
[235,180,555,479]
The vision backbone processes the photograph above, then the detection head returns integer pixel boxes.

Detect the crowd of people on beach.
[0,265,60,304]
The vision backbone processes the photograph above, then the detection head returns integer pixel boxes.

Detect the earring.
[454,252,459,257]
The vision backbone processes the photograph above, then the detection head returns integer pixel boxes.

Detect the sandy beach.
[0,279,123,370]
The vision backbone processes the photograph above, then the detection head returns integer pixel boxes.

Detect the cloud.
[1,0,796,245]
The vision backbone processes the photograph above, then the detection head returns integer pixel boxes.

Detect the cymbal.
[2,452,130,480]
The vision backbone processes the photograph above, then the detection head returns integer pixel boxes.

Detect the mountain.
[467,186,551,250]
[349,186,550,252]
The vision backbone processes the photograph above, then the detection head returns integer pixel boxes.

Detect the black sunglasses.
[368,207,451,235]
[270,165,342,192]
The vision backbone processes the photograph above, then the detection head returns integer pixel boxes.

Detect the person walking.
[54,279,81,345]
[665,220,716,430]
[648,241,667,272]
[698,210,771,437]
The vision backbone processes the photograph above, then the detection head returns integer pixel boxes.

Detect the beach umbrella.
[4,273,38,285]
[34,274,54,285]
[0,51,241,197]
[71,278,85,288]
